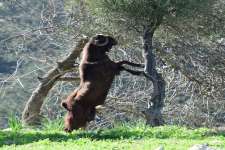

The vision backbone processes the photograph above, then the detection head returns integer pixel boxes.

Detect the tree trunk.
[142,27,165,126]
[22,37,88,126]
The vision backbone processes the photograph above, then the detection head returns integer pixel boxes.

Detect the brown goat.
[61,34,145,132]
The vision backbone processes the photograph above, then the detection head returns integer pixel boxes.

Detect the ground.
[0,125,224,150]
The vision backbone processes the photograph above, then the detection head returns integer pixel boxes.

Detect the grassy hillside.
[0,125,225,150]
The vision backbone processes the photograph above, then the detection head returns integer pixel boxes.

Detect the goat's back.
[77,59,119,105]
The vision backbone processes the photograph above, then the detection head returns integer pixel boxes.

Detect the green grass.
[0,124,225,150]
[8,114,23,132]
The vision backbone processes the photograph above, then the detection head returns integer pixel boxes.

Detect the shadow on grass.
[0,129,150,147]
[0,129,140,147]
[0,127,224,147]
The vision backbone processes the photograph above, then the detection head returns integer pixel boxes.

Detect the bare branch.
[22,37,89,125]
[57,77,80,82]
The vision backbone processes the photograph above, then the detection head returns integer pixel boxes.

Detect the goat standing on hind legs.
[61,34,146,132]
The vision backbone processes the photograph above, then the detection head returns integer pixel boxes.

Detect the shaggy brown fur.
[61,34,145,132]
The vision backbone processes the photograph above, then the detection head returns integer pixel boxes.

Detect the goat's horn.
[94,37,109,47]
[95,105,105,113]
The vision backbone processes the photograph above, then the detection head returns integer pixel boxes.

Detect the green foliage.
[0,125,224,150]
[8,114,22,132]
[87,0,224,36]
[41,119,64,132]
[88,0,214,21]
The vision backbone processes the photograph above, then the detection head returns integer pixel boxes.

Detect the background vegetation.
[0,0,225,130]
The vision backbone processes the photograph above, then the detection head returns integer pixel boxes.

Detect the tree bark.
[142,27,165,126]
[22,37,88,126]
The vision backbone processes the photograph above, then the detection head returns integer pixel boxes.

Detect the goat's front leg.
[119,66,147,77]
[117,60,144,68]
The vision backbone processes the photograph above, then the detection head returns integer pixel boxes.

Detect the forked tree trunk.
[142,27,165,126]
[22,37,88,126]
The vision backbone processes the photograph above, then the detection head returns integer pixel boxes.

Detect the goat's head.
[90,34,117,52]
[61,101,96,132]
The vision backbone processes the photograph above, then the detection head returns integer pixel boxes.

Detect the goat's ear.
[61,101,69,110]
[108,36,117,46]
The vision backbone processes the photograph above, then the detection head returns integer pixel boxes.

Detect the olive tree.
[86,0,224,126]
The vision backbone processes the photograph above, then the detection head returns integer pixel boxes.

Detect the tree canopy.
[87,0,224,34]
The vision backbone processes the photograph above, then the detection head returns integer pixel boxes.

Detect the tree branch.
[22,37,88,125]
[57,77,80,81]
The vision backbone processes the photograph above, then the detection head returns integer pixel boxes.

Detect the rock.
[189,144,216,150]
[155,145,164,150]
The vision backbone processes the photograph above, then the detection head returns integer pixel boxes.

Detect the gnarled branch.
[22,37,88,125]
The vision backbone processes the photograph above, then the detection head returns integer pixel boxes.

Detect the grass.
[8,114,23,132]
[0,121,225,150]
